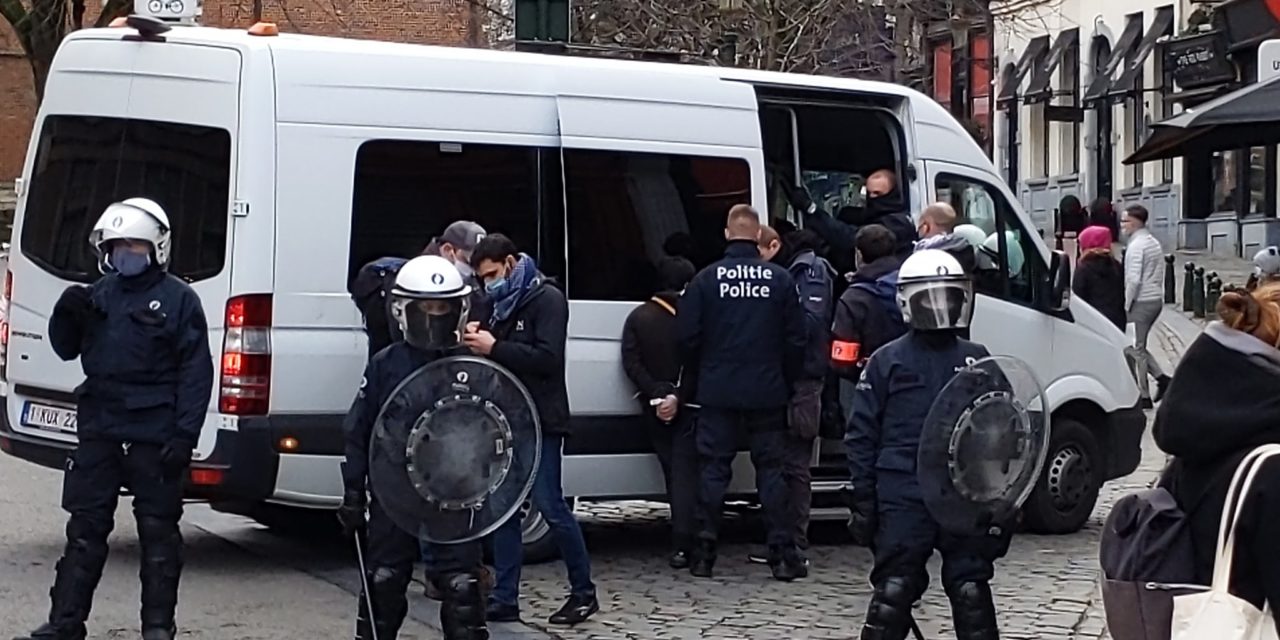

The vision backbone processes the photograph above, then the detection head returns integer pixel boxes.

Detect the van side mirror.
[1048,250,1071,312]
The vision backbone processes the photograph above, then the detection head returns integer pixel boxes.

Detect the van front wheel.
[1021,419,1101,534]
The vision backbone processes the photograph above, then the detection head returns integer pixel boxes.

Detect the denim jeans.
[490,434,595,606]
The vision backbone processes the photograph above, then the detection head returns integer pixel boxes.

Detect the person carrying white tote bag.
[1170,444,1280,640]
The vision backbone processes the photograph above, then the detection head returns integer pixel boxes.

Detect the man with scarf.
[462,235,599,626]
[778,169,919,268]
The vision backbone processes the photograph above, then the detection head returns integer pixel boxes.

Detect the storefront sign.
[1260,38,1280,81]
[1166,31,1238,89]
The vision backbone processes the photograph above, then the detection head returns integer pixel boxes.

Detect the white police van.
[0,12,1144,557]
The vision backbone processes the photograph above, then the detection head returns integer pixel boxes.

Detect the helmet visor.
[904,282,974,331]
[393,297,469,350]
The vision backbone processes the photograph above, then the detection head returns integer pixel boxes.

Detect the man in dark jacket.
[831,225,908,384]
[620,256,699,569]
[18,198,214,640]
[678,205,808,581]
[464,235,598,626]
[779,169,918,265]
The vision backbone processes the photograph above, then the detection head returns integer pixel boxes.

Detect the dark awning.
[1083,15,1144,103]
[1124,75,1280,163]
[1024,29,1080,103]
[1108,7,1175,97]
[997,35,1050,105]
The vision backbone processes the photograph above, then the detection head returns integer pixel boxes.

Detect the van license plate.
[22,402,77,433]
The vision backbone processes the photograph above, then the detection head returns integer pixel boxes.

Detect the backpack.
[349,256,407,358]
[849,270,907,338]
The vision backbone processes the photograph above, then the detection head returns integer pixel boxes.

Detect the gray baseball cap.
[437,220,487,252]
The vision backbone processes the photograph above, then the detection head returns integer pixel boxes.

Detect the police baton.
[340,461,379,640]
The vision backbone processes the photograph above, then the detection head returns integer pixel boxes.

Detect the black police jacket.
[488,278,571,437]
[342,341,453,492]
[678,240,807,410]
[845,332,990,498]
[48,268,214,447]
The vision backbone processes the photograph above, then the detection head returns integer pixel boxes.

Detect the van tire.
[519,498,570,565]
[1022,419,1102,534]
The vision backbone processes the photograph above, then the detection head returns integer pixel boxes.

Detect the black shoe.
[548,594,599,626]
[423,578,443,601]
[689,540,716,578]
[484,602,520,623]
[12,623,86,640]
[141,626,176,640]
[1154,375,1173,403]
[747,548,771,565]
[1141,397,1154,410]
[668,550,690,569]
[770,546,807,582]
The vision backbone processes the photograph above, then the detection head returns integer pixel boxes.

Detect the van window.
[350,141,565,285]
[935,173,1043,306]
[21,115,231,283]
[562,150,750,302]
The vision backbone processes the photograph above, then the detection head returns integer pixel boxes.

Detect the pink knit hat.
[1078,225,1113,252]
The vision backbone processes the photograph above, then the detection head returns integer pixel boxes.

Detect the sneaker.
[485,601,520,623]
[548,593,599,625]
[769,546,807,582]
[746,548,771,565]
[668,550,691,570]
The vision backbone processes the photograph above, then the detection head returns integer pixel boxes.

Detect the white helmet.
[390,255,472,350]
[1253,246,1280,278]
[953,224,988,248]
[982,231,1025,276]
[88,198,172,272]
[897,249,974,331]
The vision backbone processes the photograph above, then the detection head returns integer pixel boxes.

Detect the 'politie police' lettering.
[717,264,774,299]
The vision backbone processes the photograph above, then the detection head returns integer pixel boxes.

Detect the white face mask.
[454,259,474,278]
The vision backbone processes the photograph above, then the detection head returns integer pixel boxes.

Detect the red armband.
[831,340,861,364]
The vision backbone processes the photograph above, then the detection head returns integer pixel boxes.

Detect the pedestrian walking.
[620,256,700,570]
[16,198,214,640]
[1059,195,1087,236]
[463,235,599,625]
[677,205,808,581]
[1121,205,1172,406]
[1073,225,1126,330]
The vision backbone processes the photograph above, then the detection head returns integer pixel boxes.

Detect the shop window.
[1058,35,1081,174]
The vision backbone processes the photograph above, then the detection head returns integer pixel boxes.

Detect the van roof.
[63,24,992,169]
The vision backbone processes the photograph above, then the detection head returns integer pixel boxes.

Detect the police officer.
[678,204,808,581]
[1247,246,1280,291]
[846,249,1006,640]
[337,255,489,640]
[16,198,214,640]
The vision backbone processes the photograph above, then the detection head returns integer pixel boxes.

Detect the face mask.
[485,276,507,294]
[454,260,474,279]
[111,247,151,277]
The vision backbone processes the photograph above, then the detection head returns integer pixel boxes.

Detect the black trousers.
[643,411,698,552]
[695,407,794,547]
[356,500,484,639]
[53,439,184,631]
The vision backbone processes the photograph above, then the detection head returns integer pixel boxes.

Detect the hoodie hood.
[852,255,902,284]
[1154,322,1280,463]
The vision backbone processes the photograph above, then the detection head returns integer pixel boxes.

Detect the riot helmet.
[1254,246,1280,279]
[88,198,171,275]
[897,249,974,331]
[390,256,472,350]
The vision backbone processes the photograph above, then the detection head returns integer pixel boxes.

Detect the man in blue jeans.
[463,234,599,626]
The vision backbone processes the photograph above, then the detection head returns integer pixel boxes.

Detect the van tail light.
[219,294,272,415]
[1,271,11,379]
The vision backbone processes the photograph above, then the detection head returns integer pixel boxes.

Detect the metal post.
[1183,262,1196,313]
[1193,267,1207,319]
[1206,274,1222,320]
[1164,254,1176,304]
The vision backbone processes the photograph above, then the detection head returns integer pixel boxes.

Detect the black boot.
[11,623,86,640]
[353,566,412,640]
[137,516,182,637]
[769,545,808,581]
[947,581,999,640]
[860,577,923,640]
[19,519,111,640]
[689,538,716,578]
[439,572,489,640]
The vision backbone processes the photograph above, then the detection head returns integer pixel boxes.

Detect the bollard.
[1183,262,1196,312]
[1193,267,1207,319]
[1164,254,1177,304]
[1206,274,1222,320]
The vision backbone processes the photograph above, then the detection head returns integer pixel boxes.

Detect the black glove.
[844,488,877,548]
[159,440,194,480]
[337,488,368,539]
[56,285,99,324]
[779,178,815,215]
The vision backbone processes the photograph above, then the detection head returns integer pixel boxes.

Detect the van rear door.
[6,37,240,450]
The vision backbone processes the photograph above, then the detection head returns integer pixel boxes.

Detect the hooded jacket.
[1154,322,1280,617]
[488,276,571,436]
[1073,252,1126,330]
[914,232,977,275]
[830,255,906,380]
[621,291,683,402]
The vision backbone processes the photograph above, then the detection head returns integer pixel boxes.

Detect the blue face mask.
[111,247,151,277]
[485,276,507,294]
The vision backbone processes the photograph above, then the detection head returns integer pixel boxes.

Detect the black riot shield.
[917,355,1049,537]
[368,355,541,544]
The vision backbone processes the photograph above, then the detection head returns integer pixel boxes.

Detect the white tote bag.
[1170,444,1280,640]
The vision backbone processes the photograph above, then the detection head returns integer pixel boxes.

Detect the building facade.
[0,0,480,180]
[994,0,1280,256]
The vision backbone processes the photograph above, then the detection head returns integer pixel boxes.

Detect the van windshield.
[20,115,231,283]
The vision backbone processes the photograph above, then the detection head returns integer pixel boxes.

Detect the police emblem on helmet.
[936,265,950,275]
[431,273,445,285]
[112,216,124,228]
[456,371,469,384]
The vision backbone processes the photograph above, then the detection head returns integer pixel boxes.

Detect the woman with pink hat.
[1072,225,1125,330]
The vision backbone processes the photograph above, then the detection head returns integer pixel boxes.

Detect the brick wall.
[0,0,479,180]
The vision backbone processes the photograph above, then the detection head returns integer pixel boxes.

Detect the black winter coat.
[49,268,214,447]
[830,256,906,380]
[678,240,807,410]
[1072,253,1126,330]
[621,291,682,402]
[1154,322,1280,621]
[488,278,572,436]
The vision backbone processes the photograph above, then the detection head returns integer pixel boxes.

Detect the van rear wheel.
[1021,419,1101,534]
[519,498,571,565]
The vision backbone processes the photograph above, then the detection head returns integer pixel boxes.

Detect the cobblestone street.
[500,304,1207,640]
